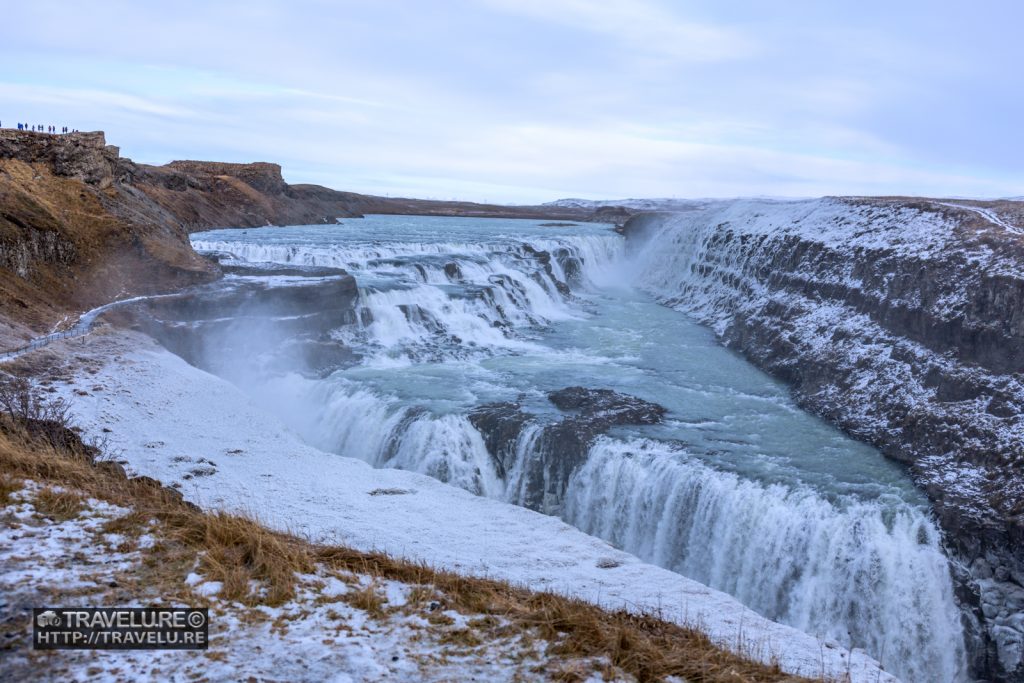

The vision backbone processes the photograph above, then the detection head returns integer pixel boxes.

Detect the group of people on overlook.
[1,121,78,133]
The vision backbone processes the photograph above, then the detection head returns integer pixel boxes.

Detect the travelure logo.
[33,608,208,650]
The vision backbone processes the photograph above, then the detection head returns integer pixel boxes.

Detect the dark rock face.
[443,262,462,281]
[547,387,666,425]
[467,402,531,480]
[519,243,573,296]
[469,387,666,513]
[625,199,1024,682]
[0,228,76,279]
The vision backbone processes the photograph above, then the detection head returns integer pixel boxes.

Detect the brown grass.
[177,511,313,606]
[0,472,19,506]
[342,582,387,618]
[33,487,84,521]
[439,627,483,648]
[0,419,819,683]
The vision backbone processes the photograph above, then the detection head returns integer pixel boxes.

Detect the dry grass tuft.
[100,510,151,537]
[33,486,84,521]
[439,627,483,648]
[177,511,313,606]
[0,472,20,506]
[342,582,387,617]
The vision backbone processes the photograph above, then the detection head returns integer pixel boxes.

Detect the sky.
[2,1,1022,203]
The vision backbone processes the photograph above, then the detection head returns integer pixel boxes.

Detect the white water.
[566,438,965,680]
[191,214,969,681]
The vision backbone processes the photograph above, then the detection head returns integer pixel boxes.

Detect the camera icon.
[36,610,61,627]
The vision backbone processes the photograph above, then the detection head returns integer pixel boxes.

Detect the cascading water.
[189,214,969,682]
[565,438,966,682]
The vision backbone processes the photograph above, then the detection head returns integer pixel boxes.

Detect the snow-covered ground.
[936,201,1024,235]
[30,328,897,682]
[1,481,603,682]
[546,197,710,212]
[545,197,811,212]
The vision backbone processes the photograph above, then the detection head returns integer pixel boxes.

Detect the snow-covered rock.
[626,196,1024,682]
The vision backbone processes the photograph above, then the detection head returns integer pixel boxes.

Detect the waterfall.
[194,232,621,363]
[263,368,969,681]
[192,232,624,287]
[244,374,503,497]
[562,438,967,682]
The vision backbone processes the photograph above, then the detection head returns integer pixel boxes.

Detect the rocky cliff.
[0,130,217,347]
[130,159,606,230]
[626,198,1024,682]
[127,159,367,229]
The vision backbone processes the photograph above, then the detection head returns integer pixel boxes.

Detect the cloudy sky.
[2,1,1021,202]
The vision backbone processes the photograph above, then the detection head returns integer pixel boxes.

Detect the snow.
[936,201,1024,235]
[0,479,571,682]
[0,293,176,363]
[1,483,137,591]
[47,329,897,682]
[546,196,815,212]
[546,197,710,211]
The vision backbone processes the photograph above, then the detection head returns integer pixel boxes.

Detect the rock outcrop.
[626,198,1024,682]
[0,130,217,347]
[128,160,366,229]
[0,130,124,187]
[470,387,666,512]
[122,257,360,379]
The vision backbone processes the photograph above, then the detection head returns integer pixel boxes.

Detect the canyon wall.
[626,198,1024,681]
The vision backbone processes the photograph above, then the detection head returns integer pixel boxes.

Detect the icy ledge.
[60,331,897,683]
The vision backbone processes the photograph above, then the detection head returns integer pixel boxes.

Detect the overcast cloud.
[2,1,1021,202]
